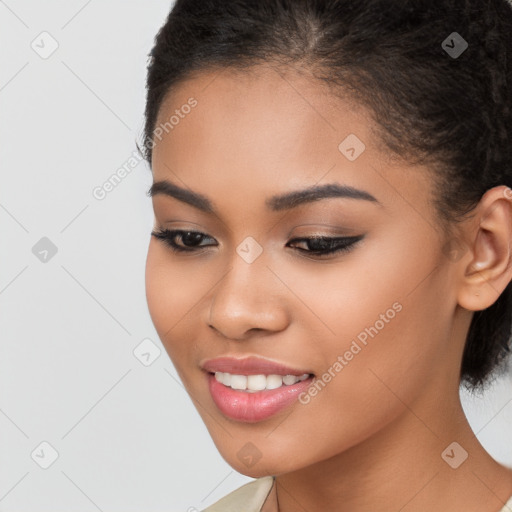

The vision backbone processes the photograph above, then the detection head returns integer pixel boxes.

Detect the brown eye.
[151,229,216,252]
[287,235,364,257]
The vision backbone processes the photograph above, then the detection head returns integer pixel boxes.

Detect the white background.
[1,1,511,511]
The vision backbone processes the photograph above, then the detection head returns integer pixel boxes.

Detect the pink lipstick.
[202,356,314,422]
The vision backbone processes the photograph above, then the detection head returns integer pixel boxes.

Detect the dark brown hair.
[141,0,512,390]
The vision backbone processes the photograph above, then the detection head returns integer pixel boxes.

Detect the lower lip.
[207,373,314,423]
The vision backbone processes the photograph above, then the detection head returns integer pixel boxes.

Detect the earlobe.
[457,186,512,312]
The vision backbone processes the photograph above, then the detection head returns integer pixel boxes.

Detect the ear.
[456,186,512,312]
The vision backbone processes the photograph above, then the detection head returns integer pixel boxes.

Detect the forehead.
[150,65,435,221]
[153,65,370,172]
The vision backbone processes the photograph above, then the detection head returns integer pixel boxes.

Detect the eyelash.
[151,228,363,258]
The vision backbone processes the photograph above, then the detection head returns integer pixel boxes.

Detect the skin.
[145,64,512,511]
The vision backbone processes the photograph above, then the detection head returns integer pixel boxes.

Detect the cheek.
[145,242,174,335]
[285,241,446,402]
[145,241,205,365]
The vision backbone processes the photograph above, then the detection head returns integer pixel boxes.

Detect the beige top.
[201,476,512,512]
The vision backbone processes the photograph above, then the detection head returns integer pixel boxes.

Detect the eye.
[151,228,364,258]
[287,235,364,258]
[151,228,216,253]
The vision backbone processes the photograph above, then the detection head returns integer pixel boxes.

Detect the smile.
[214,371,310,392]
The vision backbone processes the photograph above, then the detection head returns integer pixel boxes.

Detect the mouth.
[212,371,311,392]
[201,356,315,423]
[201,355,313,378]
[206,372,315,423]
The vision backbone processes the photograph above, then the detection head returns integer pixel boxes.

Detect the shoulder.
[201,476,275,512]
[500,496,512,512]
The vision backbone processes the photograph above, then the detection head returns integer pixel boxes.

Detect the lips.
[202,356,312,376]
[202,356,315,422]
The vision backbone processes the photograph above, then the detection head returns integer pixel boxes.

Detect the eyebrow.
[147,179,380,213]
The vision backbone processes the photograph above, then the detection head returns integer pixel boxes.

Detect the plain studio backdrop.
[1,1,511,511]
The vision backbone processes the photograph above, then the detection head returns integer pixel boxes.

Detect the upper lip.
[201,356,313,376]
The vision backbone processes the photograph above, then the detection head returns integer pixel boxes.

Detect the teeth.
[283,374,298,385]
[266,374,283,390]
[214,372,310,392]
[247,374,267,391]
[230,374,247,390]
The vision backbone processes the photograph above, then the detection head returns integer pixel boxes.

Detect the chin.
[226,456,291,478]
[218,446,304,477]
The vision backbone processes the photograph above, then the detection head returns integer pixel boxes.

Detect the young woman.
[141,0,512,510]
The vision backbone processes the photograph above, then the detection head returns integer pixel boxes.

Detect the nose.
[207,253,290,341]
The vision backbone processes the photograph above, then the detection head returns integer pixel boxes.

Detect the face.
[145,64,462,476]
